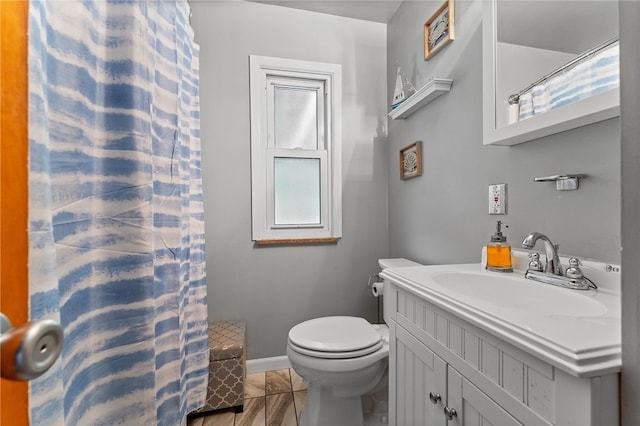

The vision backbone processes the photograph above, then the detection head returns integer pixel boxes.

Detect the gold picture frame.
[424,0,454,61]
[400,141,423,180]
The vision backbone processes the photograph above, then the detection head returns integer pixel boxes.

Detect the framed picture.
[424,0,454,60]
[399,142,423,180]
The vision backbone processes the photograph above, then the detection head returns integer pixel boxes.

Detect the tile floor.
[188,368,308,426]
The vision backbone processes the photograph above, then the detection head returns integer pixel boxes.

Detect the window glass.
[274,87,318,150]
[274,157,320,225]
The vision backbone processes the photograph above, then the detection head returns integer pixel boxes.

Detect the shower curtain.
[27,1,209,425]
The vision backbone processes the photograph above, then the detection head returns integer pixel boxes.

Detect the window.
[249,56,342,244]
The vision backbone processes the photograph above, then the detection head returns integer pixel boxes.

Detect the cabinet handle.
[428,392,441,404]
[444,406,458,421]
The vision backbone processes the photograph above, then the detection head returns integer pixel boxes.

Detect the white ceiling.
[247,0,404,23]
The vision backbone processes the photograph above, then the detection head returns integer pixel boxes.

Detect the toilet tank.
[378,258,421,269]
[378,258,422,324]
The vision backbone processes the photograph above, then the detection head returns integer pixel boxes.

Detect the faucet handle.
[528,252,543,272]
[565,258,584,279]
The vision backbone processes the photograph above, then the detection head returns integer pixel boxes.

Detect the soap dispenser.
[486,220,513,272]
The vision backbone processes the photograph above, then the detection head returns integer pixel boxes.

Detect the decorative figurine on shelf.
[391,66,416,109]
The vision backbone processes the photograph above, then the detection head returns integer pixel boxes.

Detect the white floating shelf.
[388,78,453,120]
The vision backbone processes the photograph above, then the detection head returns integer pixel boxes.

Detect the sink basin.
[380,255,621,377]
[430,271,608,317]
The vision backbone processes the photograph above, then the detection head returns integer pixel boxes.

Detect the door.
[392,323,447,426]
[447,366,522,426]
[1,1,29,425]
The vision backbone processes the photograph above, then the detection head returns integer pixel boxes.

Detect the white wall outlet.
[489,183,507,215]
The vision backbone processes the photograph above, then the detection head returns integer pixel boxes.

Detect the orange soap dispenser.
[486,220,513,272]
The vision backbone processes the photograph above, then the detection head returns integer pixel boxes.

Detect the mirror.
[483,0,620,146]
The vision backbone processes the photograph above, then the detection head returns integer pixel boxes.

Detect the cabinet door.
[447,366,522,426]
[392,324,447,426]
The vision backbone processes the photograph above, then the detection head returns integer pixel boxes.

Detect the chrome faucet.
[521,232,563,276]
[521,232,594,290]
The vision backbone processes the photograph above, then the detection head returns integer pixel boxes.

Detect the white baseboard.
[247,355,291,374]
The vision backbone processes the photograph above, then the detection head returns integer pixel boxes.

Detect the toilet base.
[364,411,389,426]
[299,392,390,426]
[300,384,365,426]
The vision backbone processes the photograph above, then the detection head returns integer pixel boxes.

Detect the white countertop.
[380,252,621,378]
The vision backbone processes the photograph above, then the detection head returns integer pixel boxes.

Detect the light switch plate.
[489,183,507,215]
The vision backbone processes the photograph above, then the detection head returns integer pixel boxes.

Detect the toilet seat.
[288,338,383,359]
[288,316,382,359]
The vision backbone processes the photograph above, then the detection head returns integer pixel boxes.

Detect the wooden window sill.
[254,237,340,247]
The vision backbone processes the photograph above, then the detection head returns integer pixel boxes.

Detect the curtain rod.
[508,37,619,105]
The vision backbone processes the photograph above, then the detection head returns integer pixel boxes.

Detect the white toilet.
[286,258,420,426]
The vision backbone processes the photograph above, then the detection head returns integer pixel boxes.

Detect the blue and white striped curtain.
[27,1,209,425]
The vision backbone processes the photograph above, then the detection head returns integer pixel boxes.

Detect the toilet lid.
[288,316,381,353]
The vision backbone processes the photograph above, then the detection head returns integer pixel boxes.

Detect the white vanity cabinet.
[383,279,619,426]
[392,322,520,426]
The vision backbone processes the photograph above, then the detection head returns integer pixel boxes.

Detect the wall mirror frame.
[482,0,620,146]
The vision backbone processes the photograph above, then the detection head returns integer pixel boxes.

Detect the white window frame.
[249,55,342,243]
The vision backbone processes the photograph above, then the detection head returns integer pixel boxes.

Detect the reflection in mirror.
[483,0,620,145]
[496,1,618,128]
[510,38,618,124]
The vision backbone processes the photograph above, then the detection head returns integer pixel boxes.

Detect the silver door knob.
[429,392,441,404]
[444,406,458,420]
[0,313,63,381]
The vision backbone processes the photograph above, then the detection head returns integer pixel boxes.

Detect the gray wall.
[191,1,389,359]
[387,0,620,265]
[620,1,640,423]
